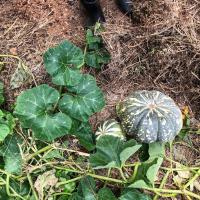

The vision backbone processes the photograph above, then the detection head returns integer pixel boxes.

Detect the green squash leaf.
[70,120,95,151]
[85,29,111,69]
[69,176,97,200]
[139,142,165,162]
[59,74,105,122]
[85,50,111,69]
[0,135,22,175]
[89,135,141,169]
[148,142,165,160]
[14,84,72,141]
[0,111,16,142]
[70,177,116,200]
[98,188,117,200]
[86,29,101,50]
[0,124,10,142]
[128,157,163,188]
[0,81,4,105]
[119,188,152,200]
[44,40,84,85]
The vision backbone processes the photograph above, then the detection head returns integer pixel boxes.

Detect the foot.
[116,0,133,16]
[80,0,105,26]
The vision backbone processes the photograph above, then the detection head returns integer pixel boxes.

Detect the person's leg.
[80,0,105,26]
[116,0,133,16]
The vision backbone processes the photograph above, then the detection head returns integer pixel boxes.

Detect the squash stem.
[144,187,200,200]
[183,168,200,190]
[27,173,39,200]
[26,145,53,162]
[118,168,127,182]
[153,170,170,200]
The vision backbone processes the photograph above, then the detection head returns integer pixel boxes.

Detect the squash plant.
[0,82,15,142]
[14,40,105,150]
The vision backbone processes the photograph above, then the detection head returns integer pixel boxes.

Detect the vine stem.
[183,168,200,189]
[56,176,83,187]
[87,173,125,184]
[119,168,127,181]
[26,145,53,161]
[144,187,200,200]
[160,166,200,171]
[153,170,170,200]
[4,175,26,200]
[27,173,39,200]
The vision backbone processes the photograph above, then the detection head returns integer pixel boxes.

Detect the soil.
[0,0,200,127]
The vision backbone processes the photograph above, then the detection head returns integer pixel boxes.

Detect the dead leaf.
[10,60,31,89]
[194,180,200,191]
[34,170,58,199]
[173,175,185,186]
[9,47,18,55]
[176,163,191,179]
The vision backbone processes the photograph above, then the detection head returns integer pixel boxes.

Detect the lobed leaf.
[69,176,96,200]
[14,84,72,141]
[44,40,84,85]
[70,120,95,151]
[0,135,22,175]
[0,110,15,142]
[89,135,141,169]
[128,157,163,189]
[59,74,105,122]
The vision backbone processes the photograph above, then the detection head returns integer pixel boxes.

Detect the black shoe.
[80,0,106,26]
[116,0,133,16]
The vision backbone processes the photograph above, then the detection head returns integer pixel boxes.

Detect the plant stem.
[144,187,200,200]
[88,173,125,184]
[183,168,200,189]
[4,175,26,200]
[160,166,200,171]
[53,192,72,196]
[27,173,39,200]
[119,168,127,181]
[26,145,53,161]
[153,170,170,200]
[56,176,83,187]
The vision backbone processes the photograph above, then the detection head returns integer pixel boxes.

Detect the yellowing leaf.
[176,163,191,179]
[10,60,31,89]
[34,170,58,199]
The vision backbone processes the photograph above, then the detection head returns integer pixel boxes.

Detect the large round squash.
[116,90,183,143]
[95,119,125,140]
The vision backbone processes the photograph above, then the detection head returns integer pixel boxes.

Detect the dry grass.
[96,0,200,125]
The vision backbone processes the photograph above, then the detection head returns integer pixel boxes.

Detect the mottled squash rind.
[116,90,183,143]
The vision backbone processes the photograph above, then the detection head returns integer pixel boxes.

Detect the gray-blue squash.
[116,90,183,143]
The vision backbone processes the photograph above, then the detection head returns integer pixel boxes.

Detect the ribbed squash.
[95,119,125,140]
[117,90,183,143]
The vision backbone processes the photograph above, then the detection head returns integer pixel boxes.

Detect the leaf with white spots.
[0,135,22,175]
[59,74,105,122]
[43,40,84,86]
[14,84,72,141]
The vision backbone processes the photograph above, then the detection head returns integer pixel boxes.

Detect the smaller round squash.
[117,90,183,143]
[95,119,125,140]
